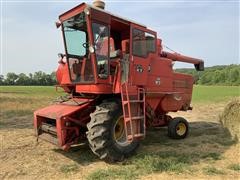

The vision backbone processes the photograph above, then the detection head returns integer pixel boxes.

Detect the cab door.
[130,24,157,86]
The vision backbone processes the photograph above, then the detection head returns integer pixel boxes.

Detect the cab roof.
[59,2,146,28]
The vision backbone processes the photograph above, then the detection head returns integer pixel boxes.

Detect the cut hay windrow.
[220,98,240,141]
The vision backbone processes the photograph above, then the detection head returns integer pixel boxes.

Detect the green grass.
[228,164,240,171]
[203,166,225,175]
[1,85,238,104]
[87,151,224,180]
[59,164,79,174]
[0,86,64,97]
[1,109,33,119]
[87,152,190,180]
[0,86,66,130]
[192,85,239,103]
[87,166,138,180]
[200,152,221,160]
[0,86,65,118]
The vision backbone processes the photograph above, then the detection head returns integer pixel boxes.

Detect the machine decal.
[148,64,151,72]
[173,94,182,101]
[155,77,161,85]
[136,64,144,73]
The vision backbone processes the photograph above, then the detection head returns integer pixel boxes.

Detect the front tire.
[86,100,139,162]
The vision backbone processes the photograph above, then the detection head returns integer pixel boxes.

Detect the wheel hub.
[176,122,186,136]
[114,116,124,140]
[114,116,129,146]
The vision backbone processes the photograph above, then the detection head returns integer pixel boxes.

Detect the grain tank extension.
[34,1,204,162]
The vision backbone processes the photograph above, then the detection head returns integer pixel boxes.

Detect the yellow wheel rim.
[114,116,125,141]
[176,122,186,136]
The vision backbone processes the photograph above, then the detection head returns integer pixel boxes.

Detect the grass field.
[192,85,240,103]
[0,85,239,179]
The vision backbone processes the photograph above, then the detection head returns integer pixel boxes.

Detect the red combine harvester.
[34,1,204,162]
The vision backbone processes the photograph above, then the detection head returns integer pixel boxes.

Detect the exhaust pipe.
[93,0,105,10]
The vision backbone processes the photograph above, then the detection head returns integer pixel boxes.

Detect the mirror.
[58,53,66,64]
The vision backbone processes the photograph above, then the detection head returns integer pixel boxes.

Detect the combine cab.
[34,0,204,162]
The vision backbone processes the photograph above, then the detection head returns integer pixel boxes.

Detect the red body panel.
[34,2,204,149]
[34,104,86,120]
[34,98,94,150]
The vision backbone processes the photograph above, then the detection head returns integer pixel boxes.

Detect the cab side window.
[145,32,155,53]
[132,29,156,57]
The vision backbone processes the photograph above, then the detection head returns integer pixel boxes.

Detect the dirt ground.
[0,100,240,179]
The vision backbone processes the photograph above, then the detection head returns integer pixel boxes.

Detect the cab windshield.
[63,12,94,83]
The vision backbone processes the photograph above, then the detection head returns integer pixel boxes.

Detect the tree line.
[0,71,57,86]
[175,64,240,86]
[0,64,239,86]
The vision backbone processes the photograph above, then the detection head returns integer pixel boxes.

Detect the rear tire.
[86,100,139,162]
[168,117,189,139]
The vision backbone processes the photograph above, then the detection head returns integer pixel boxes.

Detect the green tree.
[16,73,30,85]
[0,75,4,85]
[199,72,212,85]
[229,68,239,85]
[33,71,47,85]
[49,72,57,85]
[213,70,225,84]
[5,73,18,85]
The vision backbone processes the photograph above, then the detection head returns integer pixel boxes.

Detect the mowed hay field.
[0,86,240,179]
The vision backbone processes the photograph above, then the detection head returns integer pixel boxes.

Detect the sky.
[1,0,239,75]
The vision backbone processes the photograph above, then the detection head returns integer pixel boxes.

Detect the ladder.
[121,83,146,142]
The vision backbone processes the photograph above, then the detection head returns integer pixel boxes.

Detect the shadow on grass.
[143,121,237,147]
[86,121,237,180]
[53,143,99,166]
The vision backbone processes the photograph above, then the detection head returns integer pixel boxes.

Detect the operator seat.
[109,37,120,59]
[121,39,130,54]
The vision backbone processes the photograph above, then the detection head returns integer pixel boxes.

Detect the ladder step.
[127,133,144,140]
[123,100,144,105]
[121,83,146,142]
[125,116,145,122]
[127,135,133,141]
[134,133,145,138]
